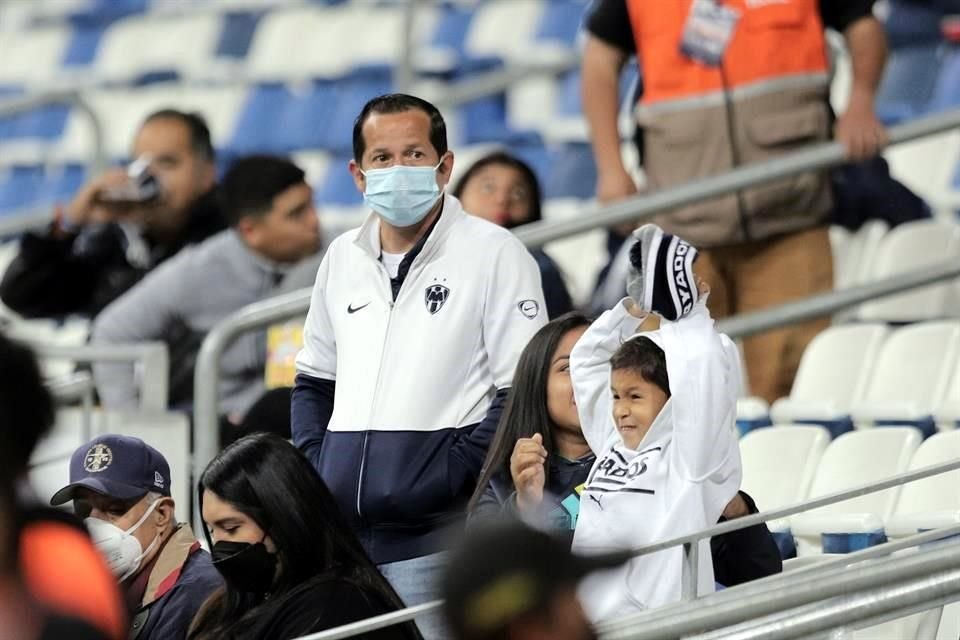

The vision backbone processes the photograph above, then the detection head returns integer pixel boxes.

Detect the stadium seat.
[740,425,831,534]
[314,154,361,206]
[93,13,224,84]
[885,131,960,213]
[831,220,888,321]
[875,44,943,124]
[464,0,546,68]
[849,322,960,435]
[885,430,960,538]
[789,428,922,555]
[0,165,45,214]
[770,323,890,435]
[0,26,71,90]
[415,3,476,74]
[933,356,960,430]
[928,46,960,113]
[856,220,960,322]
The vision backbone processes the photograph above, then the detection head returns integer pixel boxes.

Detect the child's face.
[610,368,669,450]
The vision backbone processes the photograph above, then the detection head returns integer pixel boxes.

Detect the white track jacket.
[569,299,742,622]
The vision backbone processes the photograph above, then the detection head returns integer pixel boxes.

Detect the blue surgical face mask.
[361,159,444,228]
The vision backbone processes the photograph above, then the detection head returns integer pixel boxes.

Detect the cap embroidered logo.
[84,444,113,473]
[154,471,165,489]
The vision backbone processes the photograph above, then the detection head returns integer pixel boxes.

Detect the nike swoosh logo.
[347,302,370,314]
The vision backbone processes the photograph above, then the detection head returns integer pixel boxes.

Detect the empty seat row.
[740,426,960,555]
[742,319,960,438]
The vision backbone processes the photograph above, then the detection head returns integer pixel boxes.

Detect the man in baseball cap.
[51,435,221,640]
[442,520,630,640]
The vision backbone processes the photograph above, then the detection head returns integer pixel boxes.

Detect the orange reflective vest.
[625,0,834,246]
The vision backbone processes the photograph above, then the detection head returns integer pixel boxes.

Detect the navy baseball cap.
[49,435,171,506]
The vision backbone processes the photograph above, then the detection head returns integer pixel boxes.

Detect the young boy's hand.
[511,433,547,512]
[626,224,700,321]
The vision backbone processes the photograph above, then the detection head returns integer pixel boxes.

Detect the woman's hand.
[722,493,750,520]
[510,433,547,512]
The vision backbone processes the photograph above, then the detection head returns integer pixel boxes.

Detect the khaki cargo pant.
[695,225,834,404]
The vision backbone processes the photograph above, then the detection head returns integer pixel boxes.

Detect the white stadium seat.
[856,220,960,322]
[770,323,889,426]
[886,430,960,538]
[849,322,960,429]
[790,428,921,555]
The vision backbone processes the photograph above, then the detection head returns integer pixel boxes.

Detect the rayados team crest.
[424,283,450,314]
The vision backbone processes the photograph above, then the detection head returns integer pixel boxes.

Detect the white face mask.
[85,499,161,582]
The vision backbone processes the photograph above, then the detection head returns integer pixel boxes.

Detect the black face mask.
[211,539,278,593]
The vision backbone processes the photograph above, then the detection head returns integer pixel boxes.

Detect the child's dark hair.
[610,337,671,397]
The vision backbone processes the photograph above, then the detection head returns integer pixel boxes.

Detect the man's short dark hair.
[0,334,55,484]
[143,108,215,163]
[352,93,448,163]
[218,155,306,227]
[610,336,671,397]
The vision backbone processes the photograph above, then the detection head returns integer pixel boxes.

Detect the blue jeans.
[378,552,447,639]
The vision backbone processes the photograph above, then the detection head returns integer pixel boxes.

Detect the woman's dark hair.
[0,334,54,485]
[450,151,543,224]
[468,312,591,512]
[610,337,671,397]
[188,433,420,639]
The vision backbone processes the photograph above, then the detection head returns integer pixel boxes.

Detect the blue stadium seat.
[884,0,946,49]
[875,44,943,124]
[216,12,261,60]
[62,25,105,67]
[228,84,291,154]
[419,3,476,75]
[543,143,596,200]
[314,155,361,206]
[0,166,45,213]
[929,47,960,112]
[275,82,339,153]
[317,78,393,154]
[532,0,585,50]
[43,165,87,204]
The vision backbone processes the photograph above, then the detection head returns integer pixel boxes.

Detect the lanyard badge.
[679,0,742,67]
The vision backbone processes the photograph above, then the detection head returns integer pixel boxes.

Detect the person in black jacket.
[0,109,225,319]
[468,312,782,588]
[189,433,422,640]
[451,152,574,320]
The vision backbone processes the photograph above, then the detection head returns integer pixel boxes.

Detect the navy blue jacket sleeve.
[291,373,336,469]
[447,388,509,495]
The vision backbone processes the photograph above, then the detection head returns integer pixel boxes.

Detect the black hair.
[352,93,447,164]
[189,433,421,640]
[468,312,592,513]
[218,155,306,227]
[610,337,671,397]
[451,151,543,224]
[143,108,215,162]
[0,334,54,486]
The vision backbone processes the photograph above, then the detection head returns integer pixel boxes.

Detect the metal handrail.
[292,463,960,639]
[603,537,960,640]
[190,256,960,525]
[0,90,107,237]
[513,108,960,247]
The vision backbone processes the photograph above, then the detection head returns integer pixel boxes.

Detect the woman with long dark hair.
[188,433,422,640]
[452,151,574,319]
[469,313,783,587]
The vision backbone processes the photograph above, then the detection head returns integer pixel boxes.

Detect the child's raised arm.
[659,301,742,481]
[569,300,646,454]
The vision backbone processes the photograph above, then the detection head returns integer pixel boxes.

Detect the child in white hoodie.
[569,224,743,623]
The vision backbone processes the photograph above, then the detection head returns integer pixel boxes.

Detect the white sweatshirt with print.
[569,298,742,623]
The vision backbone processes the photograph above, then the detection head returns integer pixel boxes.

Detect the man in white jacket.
[570,224,742,623]
[292,94,547,638]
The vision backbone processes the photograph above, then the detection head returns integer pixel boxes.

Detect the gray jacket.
[92,230,319,416]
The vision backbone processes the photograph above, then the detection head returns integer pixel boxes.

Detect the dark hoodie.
[0,191,225,318]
